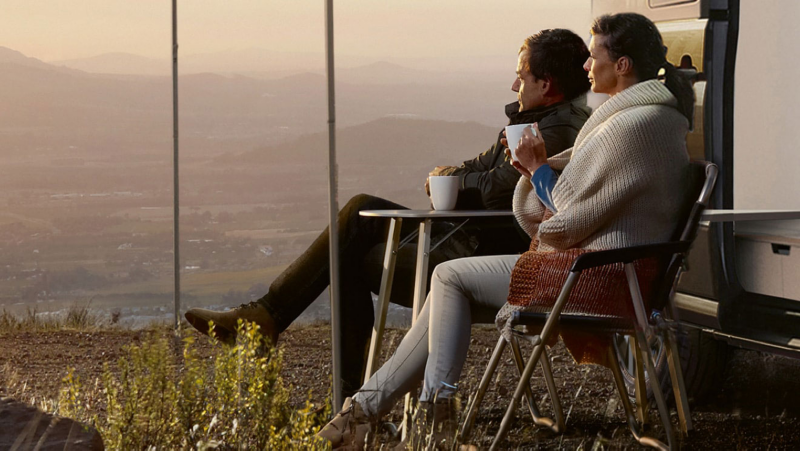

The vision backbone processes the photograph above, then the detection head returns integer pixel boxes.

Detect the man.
[185,28,592,397]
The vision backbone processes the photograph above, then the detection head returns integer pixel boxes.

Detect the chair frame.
[460,161,718,450]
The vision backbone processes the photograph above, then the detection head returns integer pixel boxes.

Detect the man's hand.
[514,123,547,176]
[425,166,457,196]
[430,166,457,176]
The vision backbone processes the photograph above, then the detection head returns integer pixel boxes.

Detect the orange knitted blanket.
[499,218,662,367]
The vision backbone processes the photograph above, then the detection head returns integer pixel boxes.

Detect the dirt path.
[1,325,799,449]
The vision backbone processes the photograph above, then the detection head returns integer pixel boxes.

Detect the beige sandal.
[317,397,371,450]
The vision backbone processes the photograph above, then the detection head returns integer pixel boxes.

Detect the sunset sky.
[3,0,590,63]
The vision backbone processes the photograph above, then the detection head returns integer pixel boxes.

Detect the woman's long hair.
[591,13,694,127]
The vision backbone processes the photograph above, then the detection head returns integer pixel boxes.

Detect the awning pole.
[172,0,181,332]
[324,0,343,412]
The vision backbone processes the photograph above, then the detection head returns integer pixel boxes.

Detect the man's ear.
[542,77,554,96]
[616,56,633,77]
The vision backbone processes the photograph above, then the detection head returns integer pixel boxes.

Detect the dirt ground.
[2,325,800,450]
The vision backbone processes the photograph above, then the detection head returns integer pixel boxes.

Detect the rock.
[0,397,104,450]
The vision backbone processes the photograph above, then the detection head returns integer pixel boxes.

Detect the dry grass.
[0,302,105,334]
[54,321,330,450]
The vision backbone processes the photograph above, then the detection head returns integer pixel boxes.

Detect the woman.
[318,13,693,450]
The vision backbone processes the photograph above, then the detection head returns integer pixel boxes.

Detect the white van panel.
[736,221,800,302]
[734,1,800,211]
[592,0,705,21]
[733,1,800,299]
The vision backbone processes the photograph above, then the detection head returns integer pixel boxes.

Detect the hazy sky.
[4,0,591,62]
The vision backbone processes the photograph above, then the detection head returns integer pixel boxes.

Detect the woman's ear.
[616,56,633,76]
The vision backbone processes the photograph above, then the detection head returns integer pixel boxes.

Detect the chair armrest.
[569,241,691,272]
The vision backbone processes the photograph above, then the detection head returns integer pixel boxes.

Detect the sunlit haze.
[3,1,799,326]
[4,0,590,70]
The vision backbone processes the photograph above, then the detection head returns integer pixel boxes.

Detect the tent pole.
[324,0,343,412]
[172,0,181,332]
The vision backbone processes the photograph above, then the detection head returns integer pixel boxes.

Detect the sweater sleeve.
[512,174,545,239]
[537,113,660,250]
[531,164,558,212]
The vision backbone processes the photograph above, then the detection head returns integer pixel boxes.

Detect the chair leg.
[510,336,563,432]
[460,335,506,442]
[637,329,676,450]
[608,345,646,440]
[664,329,693,434]
[610,340,672,451]
[509,336,543,420]
[624,263,676,450]
[537,346,565,433]
[632,335,649,426]
[490,340,547,451]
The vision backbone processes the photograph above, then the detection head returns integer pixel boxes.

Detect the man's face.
[584,35,618,95]
[512,49,547,112]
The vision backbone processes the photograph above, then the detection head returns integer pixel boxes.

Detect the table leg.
[402,218,432,439]
[363,217,402,385]
[412,219,433,319]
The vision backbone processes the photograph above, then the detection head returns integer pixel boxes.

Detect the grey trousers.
[353,254,520,418]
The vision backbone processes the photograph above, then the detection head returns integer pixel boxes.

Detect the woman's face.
[584,35,619,96]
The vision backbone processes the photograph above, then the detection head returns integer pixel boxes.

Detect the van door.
[593,0,800,355]
[710,0,800,352]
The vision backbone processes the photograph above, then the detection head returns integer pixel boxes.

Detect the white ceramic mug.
[504,123,537,161]
[428,176,460,210]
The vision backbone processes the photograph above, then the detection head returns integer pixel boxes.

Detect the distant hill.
[0,46,51,69]
[218,117,498,168]
[52,52,168,76]
[0,46,81,75]
[0,46,512,162]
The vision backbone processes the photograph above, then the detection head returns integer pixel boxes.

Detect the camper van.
[593,0,800,400]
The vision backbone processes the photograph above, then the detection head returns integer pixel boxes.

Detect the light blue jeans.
[353,254,520,418]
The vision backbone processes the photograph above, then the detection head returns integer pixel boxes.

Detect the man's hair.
[520,29,591,101]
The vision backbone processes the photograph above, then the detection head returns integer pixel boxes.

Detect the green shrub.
[58,321,329,450]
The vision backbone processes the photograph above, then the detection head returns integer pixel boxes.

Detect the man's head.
[512,29,591,112]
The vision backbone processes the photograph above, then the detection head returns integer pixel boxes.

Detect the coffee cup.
[504,123,537,161]
[428,176,460,210]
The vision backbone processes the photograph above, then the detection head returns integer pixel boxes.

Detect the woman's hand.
[504,148,532,178]
[514,123,547,176]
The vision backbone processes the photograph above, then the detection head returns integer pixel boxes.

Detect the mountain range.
[48,48,513,85]
[0,46,514,163]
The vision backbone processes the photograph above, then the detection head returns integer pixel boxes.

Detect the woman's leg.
[353,297,432,418]
[353,254,519,417]
[422,254,520,401]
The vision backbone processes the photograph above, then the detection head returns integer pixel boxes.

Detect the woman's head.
[585,13,694,123]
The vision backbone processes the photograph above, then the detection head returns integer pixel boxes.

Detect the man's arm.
[443,124,577,210]
[445,143,498,176]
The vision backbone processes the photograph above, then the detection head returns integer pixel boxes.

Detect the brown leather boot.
[317,397,371,450]
[184,302,279,346]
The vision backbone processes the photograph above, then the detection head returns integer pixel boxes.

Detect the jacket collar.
[505,95,588,126]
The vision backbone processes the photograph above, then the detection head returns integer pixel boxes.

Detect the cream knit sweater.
[513,79,690,251]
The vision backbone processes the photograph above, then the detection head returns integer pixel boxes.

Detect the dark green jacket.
[447,97,591,210]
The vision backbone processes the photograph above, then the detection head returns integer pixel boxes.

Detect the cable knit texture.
[497,80,690,365]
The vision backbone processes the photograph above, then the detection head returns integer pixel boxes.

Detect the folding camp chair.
[460,161,718,450]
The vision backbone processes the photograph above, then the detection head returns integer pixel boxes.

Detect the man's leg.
[185,194,411,356]
[257,194,410,330]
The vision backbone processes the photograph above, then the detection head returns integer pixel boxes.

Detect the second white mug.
[428,176,460,210]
